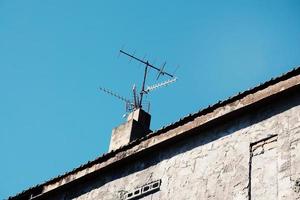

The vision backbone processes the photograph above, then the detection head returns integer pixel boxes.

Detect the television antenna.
[98,86,139,114]
[98,49,178,116]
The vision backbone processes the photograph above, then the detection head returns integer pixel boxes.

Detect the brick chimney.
[109,108,151,151]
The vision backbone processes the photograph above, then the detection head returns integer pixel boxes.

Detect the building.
[8,67,300,200]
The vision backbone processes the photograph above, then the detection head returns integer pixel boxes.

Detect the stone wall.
[46,92,300,200]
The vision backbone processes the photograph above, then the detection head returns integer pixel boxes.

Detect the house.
[9,67,300,200]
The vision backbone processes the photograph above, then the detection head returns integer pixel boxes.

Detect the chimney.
[109,108,151,151]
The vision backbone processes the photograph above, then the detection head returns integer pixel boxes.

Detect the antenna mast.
[119,50,176,110]
[98,49,178,117]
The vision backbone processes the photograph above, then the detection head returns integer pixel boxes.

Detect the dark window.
[143,186,150,193]
[134,189,140,195]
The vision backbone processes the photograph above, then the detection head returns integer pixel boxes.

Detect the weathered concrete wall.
[45,92,300,200]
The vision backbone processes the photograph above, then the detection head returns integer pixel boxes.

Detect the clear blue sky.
[0,0,299,199]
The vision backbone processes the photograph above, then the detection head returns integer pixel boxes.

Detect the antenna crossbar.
[145,77,177,93]
[120,50,174,78]
[98,87,131,104]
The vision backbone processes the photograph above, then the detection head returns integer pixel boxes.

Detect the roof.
[8,66,300,200]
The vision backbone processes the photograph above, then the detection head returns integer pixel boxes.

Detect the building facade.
[9,67,300,200]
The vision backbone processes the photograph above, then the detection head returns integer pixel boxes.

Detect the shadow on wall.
[61,90,300,199]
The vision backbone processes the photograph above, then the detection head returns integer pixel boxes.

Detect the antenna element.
[99,49,178,116]
[119,50,177,110]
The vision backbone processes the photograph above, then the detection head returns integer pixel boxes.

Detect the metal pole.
[139,63,148,107]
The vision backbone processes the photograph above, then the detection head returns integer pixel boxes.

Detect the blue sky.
[0,0,300,198]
